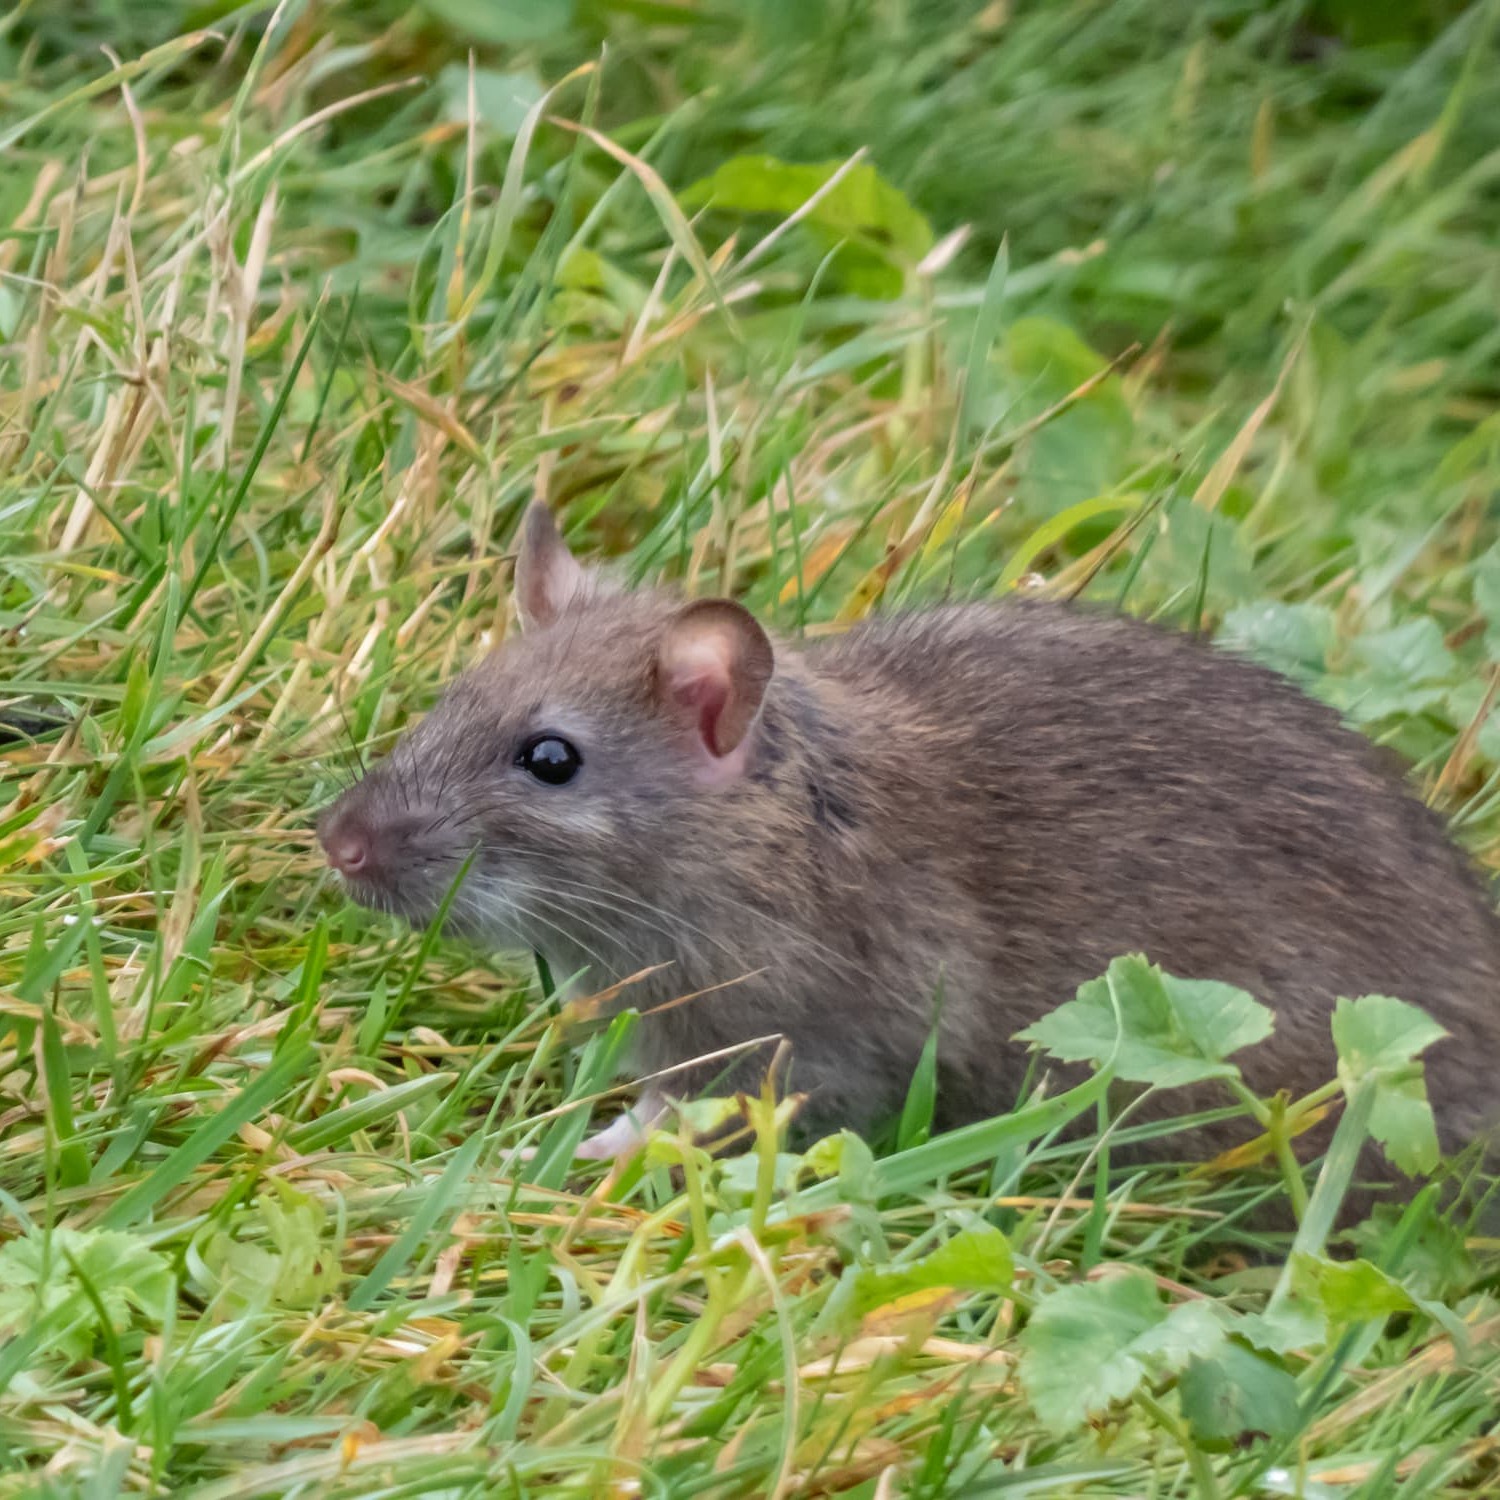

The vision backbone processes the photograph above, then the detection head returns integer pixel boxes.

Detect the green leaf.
[1017,954,1273,1088]
[202,1182,342,1311]
[1331,994,1447,1080]
[1179,1341,1301,1445]
[681,154,933,296]
[1349,1194,1474,1300]
[1290,1253,1415,1324]
[998,493,1142,593]
[1141,498,1261,612]
[959,238,1009,444]
[40,1001,89,1188]
[808,1064,1113,1207]
[833,1225,1013,1329]
[1350,618,1456,685]
[1220,601,1335,681]
[1236,1294,1327,1355]
[998,316,1135,511]
[801,1129,877,1202]
[1018,1273,1225,1432]
[417,0,575,44]
[1472,544,1500,631]
[1329,619,1459,725]
[0,1228,171,1362]
[1331,994,1445,1175]
[1366,1068,1441,1176]
[438,65,545,137]
[287,1072,450,1154]
[117,646,153,744]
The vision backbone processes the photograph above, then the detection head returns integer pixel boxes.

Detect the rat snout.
[316,793,430,900]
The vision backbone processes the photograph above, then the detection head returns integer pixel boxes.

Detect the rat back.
[787,601,1500,1154]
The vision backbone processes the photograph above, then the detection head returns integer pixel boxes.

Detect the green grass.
[3,0,1500,1494]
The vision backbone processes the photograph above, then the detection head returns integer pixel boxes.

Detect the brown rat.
[318,502,1500,1168]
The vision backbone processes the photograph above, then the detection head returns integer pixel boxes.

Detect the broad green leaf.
[202,1182,341,1311]
[831,1224,1013,1329]
[1220,600,1335,681]
[999,316,1134,511]
[1017,955,1273,1088]
[1472,544,1500,631]
[1018,1272,1225,1432]
[1291,1253,1415,1324]
[1459,677,1500,764]
[439,66,545,138]
[1236,1294,1327,1355]
[0,1228,171,1362]
[1331,994,1445,1175]
[1366,1068,1441,1176]
[716,1151,803,1209]
[1331,994,1447,1080]
[682,155,932,259]
[801,1130,877,1204]
[682,154,933,296]
[1350,618,1456,686]
[1329,619,1459,725]
[418,0,575,44]
[1179,1341,1301,1445]
[1128,1298,1224,1367]
[1350,1196,1473,1300]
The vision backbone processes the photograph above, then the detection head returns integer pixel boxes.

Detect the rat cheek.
[548,801,615,841]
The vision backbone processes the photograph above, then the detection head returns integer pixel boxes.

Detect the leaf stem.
[1137,1391,1221,1500]
[1270,1079,1377,1308]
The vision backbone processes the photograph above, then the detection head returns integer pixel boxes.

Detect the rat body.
[319,505,1500,1163]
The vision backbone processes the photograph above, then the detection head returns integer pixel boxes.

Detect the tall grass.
[1,2,1499,1494]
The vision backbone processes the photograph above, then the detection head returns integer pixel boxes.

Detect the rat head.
[316,503,775,962]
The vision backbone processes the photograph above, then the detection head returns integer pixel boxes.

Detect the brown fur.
[318,517,1500,1167]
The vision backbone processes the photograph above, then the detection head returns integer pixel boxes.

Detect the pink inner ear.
[673,668,731,756]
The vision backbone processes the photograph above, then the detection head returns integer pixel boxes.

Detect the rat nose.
[317,800,381,880]
[324,826,370,877]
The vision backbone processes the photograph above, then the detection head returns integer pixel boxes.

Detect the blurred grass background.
[2,0,1500,1494]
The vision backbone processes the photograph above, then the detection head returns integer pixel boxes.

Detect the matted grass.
[2,2,1500,1495]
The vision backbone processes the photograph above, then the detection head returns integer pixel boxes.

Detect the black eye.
[517,734,582,786]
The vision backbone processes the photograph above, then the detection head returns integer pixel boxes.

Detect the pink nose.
[324,827,370,877]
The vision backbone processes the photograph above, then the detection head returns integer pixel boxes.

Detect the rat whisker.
[522,874,745,974]
[463,873,622,981]
[536,870,885,995]
[519,881,686,972]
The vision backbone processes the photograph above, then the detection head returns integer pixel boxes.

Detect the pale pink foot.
[574,1093,667,1161]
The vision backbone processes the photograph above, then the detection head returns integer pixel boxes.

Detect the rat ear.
[656,599,774,778]
[514,502,588,630]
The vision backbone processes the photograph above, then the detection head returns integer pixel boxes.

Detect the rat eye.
[517,734,582,786]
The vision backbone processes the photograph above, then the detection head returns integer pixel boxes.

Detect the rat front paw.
[575,1093,667,1161]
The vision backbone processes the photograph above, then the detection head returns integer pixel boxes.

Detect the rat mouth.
[332,860,506,941]
[333,869,432,925]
